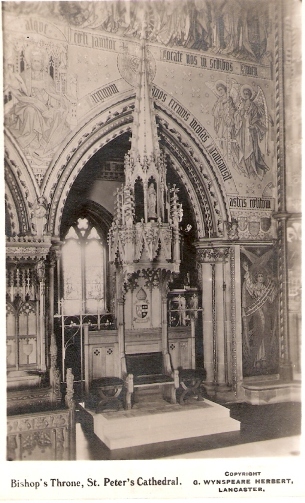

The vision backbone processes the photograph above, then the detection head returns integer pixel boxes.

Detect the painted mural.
[206,79,273,180]
[3,1,273,65]
[3,0,302,417]
[3,0,276,211]
[241,247,278,377]
[5,47,70,159]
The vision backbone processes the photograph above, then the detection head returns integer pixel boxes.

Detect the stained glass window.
[62,218,105,315]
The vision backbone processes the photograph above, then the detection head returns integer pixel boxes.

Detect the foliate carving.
[7,435,17,461]
[7,417,69,460]
[55,428,65,460]
[123,268,175,298]
[6,235,52,261]
[7,412,70,434]
[109,218,180,274]
[5,192,19,237]
[50,333,58,369]
[196,262,202,289]
[142,269,162,288]
[211,263,217,384]
[22,431,52,455]
[53,368,61,402]
[49,334,58,389]
[197,247,230,263]
[65,368,74,409]
[230,248,237,393]
[226,219,239,240]
[5,157,30,235]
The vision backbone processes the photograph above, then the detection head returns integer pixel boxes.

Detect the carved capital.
[226,219,239,240]
[197,247,230,263]
[49,247,61,267]
[6,236,52,261]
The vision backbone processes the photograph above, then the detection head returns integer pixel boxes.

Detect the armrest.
[121,356,127,377]
[172,369,179,389]
[163,353,172,375]
[125,373,134,394]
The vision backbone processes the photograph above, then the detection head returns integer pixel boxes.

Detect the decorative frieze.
[7,412,70,434]
[230,247,237,393]
[6,236,51,261]
[197,247,230,263]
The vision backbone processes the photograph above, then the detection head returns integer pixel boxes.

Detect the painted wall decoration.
[3,1,273,65]
[4,44,71,160]
[3,0,277,219]
[240,247,278,377]
[206,79,273,181]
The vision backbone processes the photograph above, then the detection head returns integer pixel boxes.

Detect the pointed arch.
[4,130,41,235]
[43,91,232,239]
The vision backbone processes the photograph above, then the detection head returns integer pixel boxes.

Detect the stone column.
[48,247,61,385]
[116,270,125,378]
[36,258,46,372]
[200,261,214,385]
[197,246,230,390]
[160,270,172,356]
[274,214,293,380]
[215,260,226,386]
[273,0,294,382]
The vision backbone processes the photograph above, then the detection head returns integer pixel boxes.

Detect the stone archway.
[5,90,241,395]
[4,130,40,236]
[44,92,231,241]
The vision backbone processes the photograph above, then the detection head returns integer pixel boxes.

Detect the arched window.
[61,218,106,315]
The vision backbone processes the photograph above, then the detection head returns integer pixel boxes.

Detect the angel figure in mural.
[206,79,273,180]
[241,248,277,376]
[231,84,273,180]
[6,48,70,159]
[156,0,191,47]
[208,80,236,150]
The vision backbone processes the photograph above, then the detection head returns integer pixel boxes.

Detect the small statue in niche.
[147,182,157,219]
[227,219,239,240]
[177,294,186,326]
[32,196,48,237]
[189,293,198,319]
[36,258,45,283]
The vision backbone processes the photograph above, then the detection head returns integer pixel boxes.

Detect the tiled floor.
[75,393,302,460]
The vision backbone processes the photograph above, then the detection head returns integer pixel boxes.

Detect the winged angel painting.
[206,79,273,180]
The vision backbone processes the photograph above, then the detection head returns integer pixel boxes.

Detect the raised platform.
[78,396,240,451]
[241,377,302,405]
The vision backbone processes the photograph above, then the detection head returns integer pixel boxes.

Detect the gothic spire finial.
[129,14,159,164]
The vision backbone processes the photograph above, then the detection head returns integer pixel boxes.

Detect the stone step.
[79,399,240,450]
